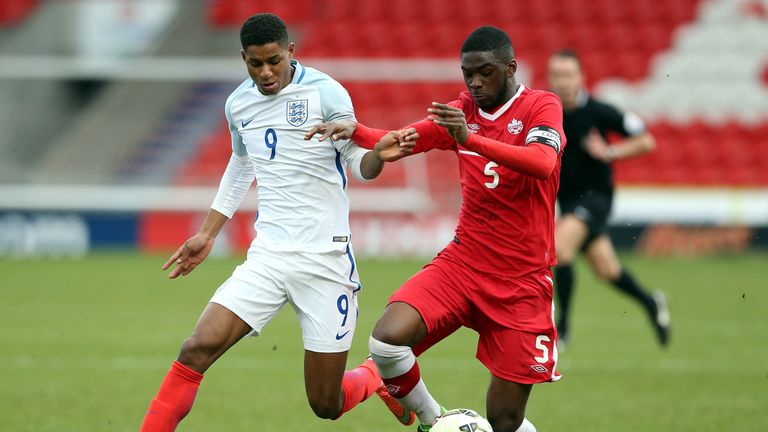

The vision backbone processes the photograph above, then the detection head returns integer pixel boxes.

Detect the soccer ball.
[431,408,493,432]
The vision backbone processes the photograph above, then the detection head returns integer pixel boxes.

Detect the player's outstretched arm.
[357,129,419,179]
[585,128,655,162]
[374,129,418,162]
[162,209,228,279]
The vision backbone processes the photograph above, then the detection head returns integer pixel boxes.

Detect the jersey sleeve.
[210,153,256,218]
[596,101,646,137]
[464,132,558,179]
[224,89,247,157]
[318,78,357,122]
[410,117,458,154]
[333,139,371,183]
[410,98,464,153]
[524,92,566,154]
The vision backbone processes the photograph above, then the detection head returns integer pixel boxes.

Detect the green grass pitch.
[2,251,766,431]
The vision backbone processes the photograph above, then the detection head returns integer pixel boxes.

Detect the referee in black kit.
[547,49,670,349]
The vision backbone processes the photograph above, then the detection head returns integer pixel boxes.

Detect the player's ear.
[287,42,295,58]
[507,59,517,77]
[240,48,246,62]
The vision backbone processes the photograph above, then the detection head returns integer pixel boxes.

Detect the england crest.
[286,99,308,127]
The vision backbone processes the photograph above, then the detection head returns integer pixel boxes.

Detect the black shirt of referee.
[558,91,648,230]
[560,90,647,198]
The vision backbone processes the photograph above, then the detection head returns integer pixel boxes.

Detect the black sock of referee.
[611,269,656,315]
[555,264,574,338]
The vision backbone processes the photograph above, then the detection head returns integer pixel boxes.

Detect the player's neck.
[481,81,519,113]
[498,80,518,106]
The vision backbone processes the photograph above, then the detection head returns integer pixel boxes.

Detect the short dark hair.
[552,49,582,69]
[240,13,289,49]
[461,26,514,63]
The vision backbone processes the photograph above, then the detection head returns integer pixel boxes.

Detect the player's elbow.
[354,154,380,182]
[530,161,556,180]
[353,169,374,183]
[533,169,552,180]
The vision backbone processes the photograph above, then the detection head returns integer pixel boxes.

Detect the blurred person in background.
[139,13,416,431]
[547,49,670,349]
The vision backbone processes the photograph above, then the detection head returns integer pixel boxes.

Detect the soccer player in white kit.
[140,13,417,431]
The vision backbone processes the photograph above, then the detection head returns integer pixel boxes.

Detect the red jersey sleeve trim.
[464,133,558,179]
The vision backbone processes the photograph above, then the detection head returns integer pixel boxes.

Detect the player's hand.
[374,128,418,162]
[584,128,613,162]
[304,120,357,142]
[162,233,216,279]
[427,102,469,144]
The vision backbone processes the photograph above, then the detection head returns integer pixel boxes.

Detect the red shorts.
[390,250,561,384]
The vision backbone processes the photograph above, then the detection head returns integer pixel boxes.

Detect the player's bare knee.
[371,304,424,347]
[371,318,411,346]
[177,336,214,371]
[556,249,574,265]
[370,324,396,346]
[487,409,525,432]
[594,265,620,282]
[555,241,576,264]
[308,395,342,419]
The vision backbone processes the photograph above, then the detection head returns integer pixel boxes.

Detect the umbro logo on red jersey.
[508,119,524,134]
[468,123,480,133]
[530,364,549,373]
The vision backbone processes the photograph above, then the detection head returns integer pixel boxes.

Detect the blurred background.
[1,0,766,258]
[1,1,766,431]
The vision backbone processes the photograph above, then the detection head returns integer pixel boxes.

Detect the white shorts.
[210,245,362,353]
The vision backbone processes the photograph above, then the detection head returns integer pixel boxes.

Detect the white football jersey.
[211,59,369,253]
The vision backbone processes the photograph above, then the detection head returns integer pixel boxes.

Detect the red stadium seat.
[192,0,768,187]
[207,0,311,27]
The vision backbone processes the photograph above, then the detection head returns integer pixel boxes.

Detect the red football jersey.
[410,85,566,277]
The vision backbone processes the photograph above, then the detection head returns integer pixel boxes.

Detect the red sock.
[382,361,421,398]
[335,359,381,419]
[140,361,204,432]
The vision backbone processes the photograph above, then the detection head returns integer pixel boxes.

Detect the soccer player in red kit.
[307,26,564,432]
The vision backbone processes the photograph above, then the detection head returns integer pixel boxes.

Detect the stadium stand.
[206,0,698,88]
[7,0,762,189]
[172,0,766,188]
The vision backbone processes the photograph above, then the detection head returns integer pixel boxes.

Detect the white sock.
[398,378,441,425]
[516,418,537,432]
[369,336,441,425]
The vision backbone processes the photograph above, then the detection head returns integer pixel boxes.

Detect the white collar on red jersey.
[478,84,525,121]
